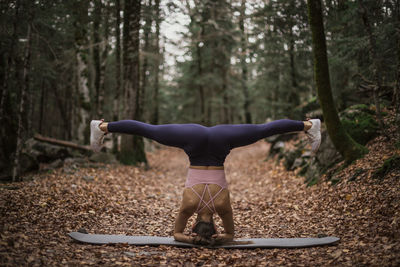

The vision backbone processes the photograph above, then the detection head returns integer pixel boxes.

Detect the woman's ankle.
[303,121,312,131]
[99,122,108,133]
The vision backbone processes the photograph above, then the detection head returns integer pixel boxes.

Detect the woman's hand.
[191,235,212,246]
[211,233,234,243]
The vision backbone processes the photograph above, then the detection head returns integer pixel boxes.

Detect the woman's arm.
[173,210,193,243]
[173,209,211,245]
[214,204,234,242]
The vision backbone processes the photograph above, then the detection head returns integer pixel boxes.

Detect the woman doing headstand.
[90,119,321,245]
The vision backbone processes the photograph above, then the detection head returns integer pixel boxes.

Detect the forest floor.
[1,119,400,266]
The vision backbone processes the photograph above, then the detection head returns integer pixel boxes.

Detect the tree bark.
[92,0,101,118]
[120,0,147,165]
[0,0,19,125]
[113,0,122,153]
[141,0,152,121]
[152,0,161,125]
[239,0,252,124]
[395,0,400,124]
[99,1,110,120]
[12,16,33,182]
[74,0,91,144]
[307,0,367,163]
[287,25,300,117]
[34,134,91,151]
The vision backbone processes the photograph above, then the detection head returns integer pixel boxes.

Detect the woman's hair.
[192,220,216,239]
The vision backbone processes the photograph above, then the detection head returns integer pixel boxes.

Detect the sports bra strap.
[190,184,224,214]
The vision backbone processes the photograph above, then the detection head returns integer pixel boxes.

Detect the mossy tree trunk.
[120,0,147,165]
[307,0,367,163]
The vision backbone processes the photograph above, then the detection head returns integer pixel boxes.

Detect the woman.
[90,119,321,245]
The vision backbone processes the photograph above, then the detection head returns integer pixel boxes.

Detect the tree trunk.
[99,1,110,120]
[396,0,400,124]
[239,0,252,123]
[152,0,161,125]
[120,0,147,165]
[287,25,300,117]
[92,0,101,118]
[141,0,152,121]
[358,0,385,131]
[74,0,91,144]
[12,17,33,182]
[307,0,367,163]
[0,0,19,125]
[39,79,45,134]
[113,0,122,153]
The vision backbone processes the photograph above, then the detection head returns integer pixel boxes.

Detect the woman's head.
[192,220,216,239]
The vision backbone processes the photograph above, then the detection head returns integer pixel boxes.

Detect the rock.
[89,152,117,164]
[23,138,71,163]
[340,104,379,145]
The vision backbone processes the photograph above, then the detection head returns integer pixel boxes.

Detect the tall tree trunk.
[152,0,161,125]
[358,0,385,132]
[74,0,91,144]
[120,0,147,165]
[239,0,252,123]
[99,1,110,120]
[287,25,300,117]
[196,35,205,123]
[12,16,33,182]
[113,0,122,153]
[396,0,400,124]
[39,79,45,134]
[141,0,152,121]
[307,0,367,163]
[0,0,19,125]
[92,0,101,118]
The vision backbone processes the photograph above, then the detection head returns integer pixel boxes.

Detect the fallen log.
[34,134,91,151]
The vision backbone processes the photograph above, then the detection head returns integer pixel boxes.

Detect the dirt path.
[1,140,399,266]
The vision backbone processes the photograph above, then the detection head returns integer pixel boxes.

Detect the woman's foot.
[90,120,106,152]
[305,119,321,153]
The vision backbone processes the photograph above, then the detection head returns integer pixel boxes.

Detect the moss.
[306,176,319,186]
[298,164,309,176]
[340,105,379,145]
[117,136,148,166]
[373,155,400,179]
[395,141,400,150]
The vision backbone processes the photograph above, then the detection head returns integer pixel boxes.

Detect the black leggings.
[108,119,304,166]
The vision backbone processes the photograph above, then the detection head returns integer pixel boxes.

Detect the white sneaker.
[306,119,321,153]
[90,120,105,152]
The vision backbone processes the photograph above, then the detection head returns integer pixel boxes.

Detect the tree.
[113,0,122,153]
[12,1,34,181]
[307,0,367,163]
[73,0,91,144]
[239,0,252,123]
[152,0,161,125]
[120,0,147,165]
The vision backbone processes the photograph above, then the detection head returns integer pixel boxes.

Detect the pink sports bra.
[185,168,228,214]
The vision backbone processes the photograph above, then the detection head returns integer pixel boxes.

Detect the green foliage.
[340,105,379,145]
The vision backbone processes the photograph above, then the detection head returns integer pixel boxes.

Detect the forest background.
[1,0,399,181]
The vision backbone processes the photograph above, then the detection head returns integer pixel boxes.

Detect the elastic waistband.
[185,168,228,189]
[189,165,224,170]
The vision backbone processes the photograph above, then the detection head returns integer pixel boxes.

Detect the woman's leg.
[103,120,208,149]
[210,119,307,149]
